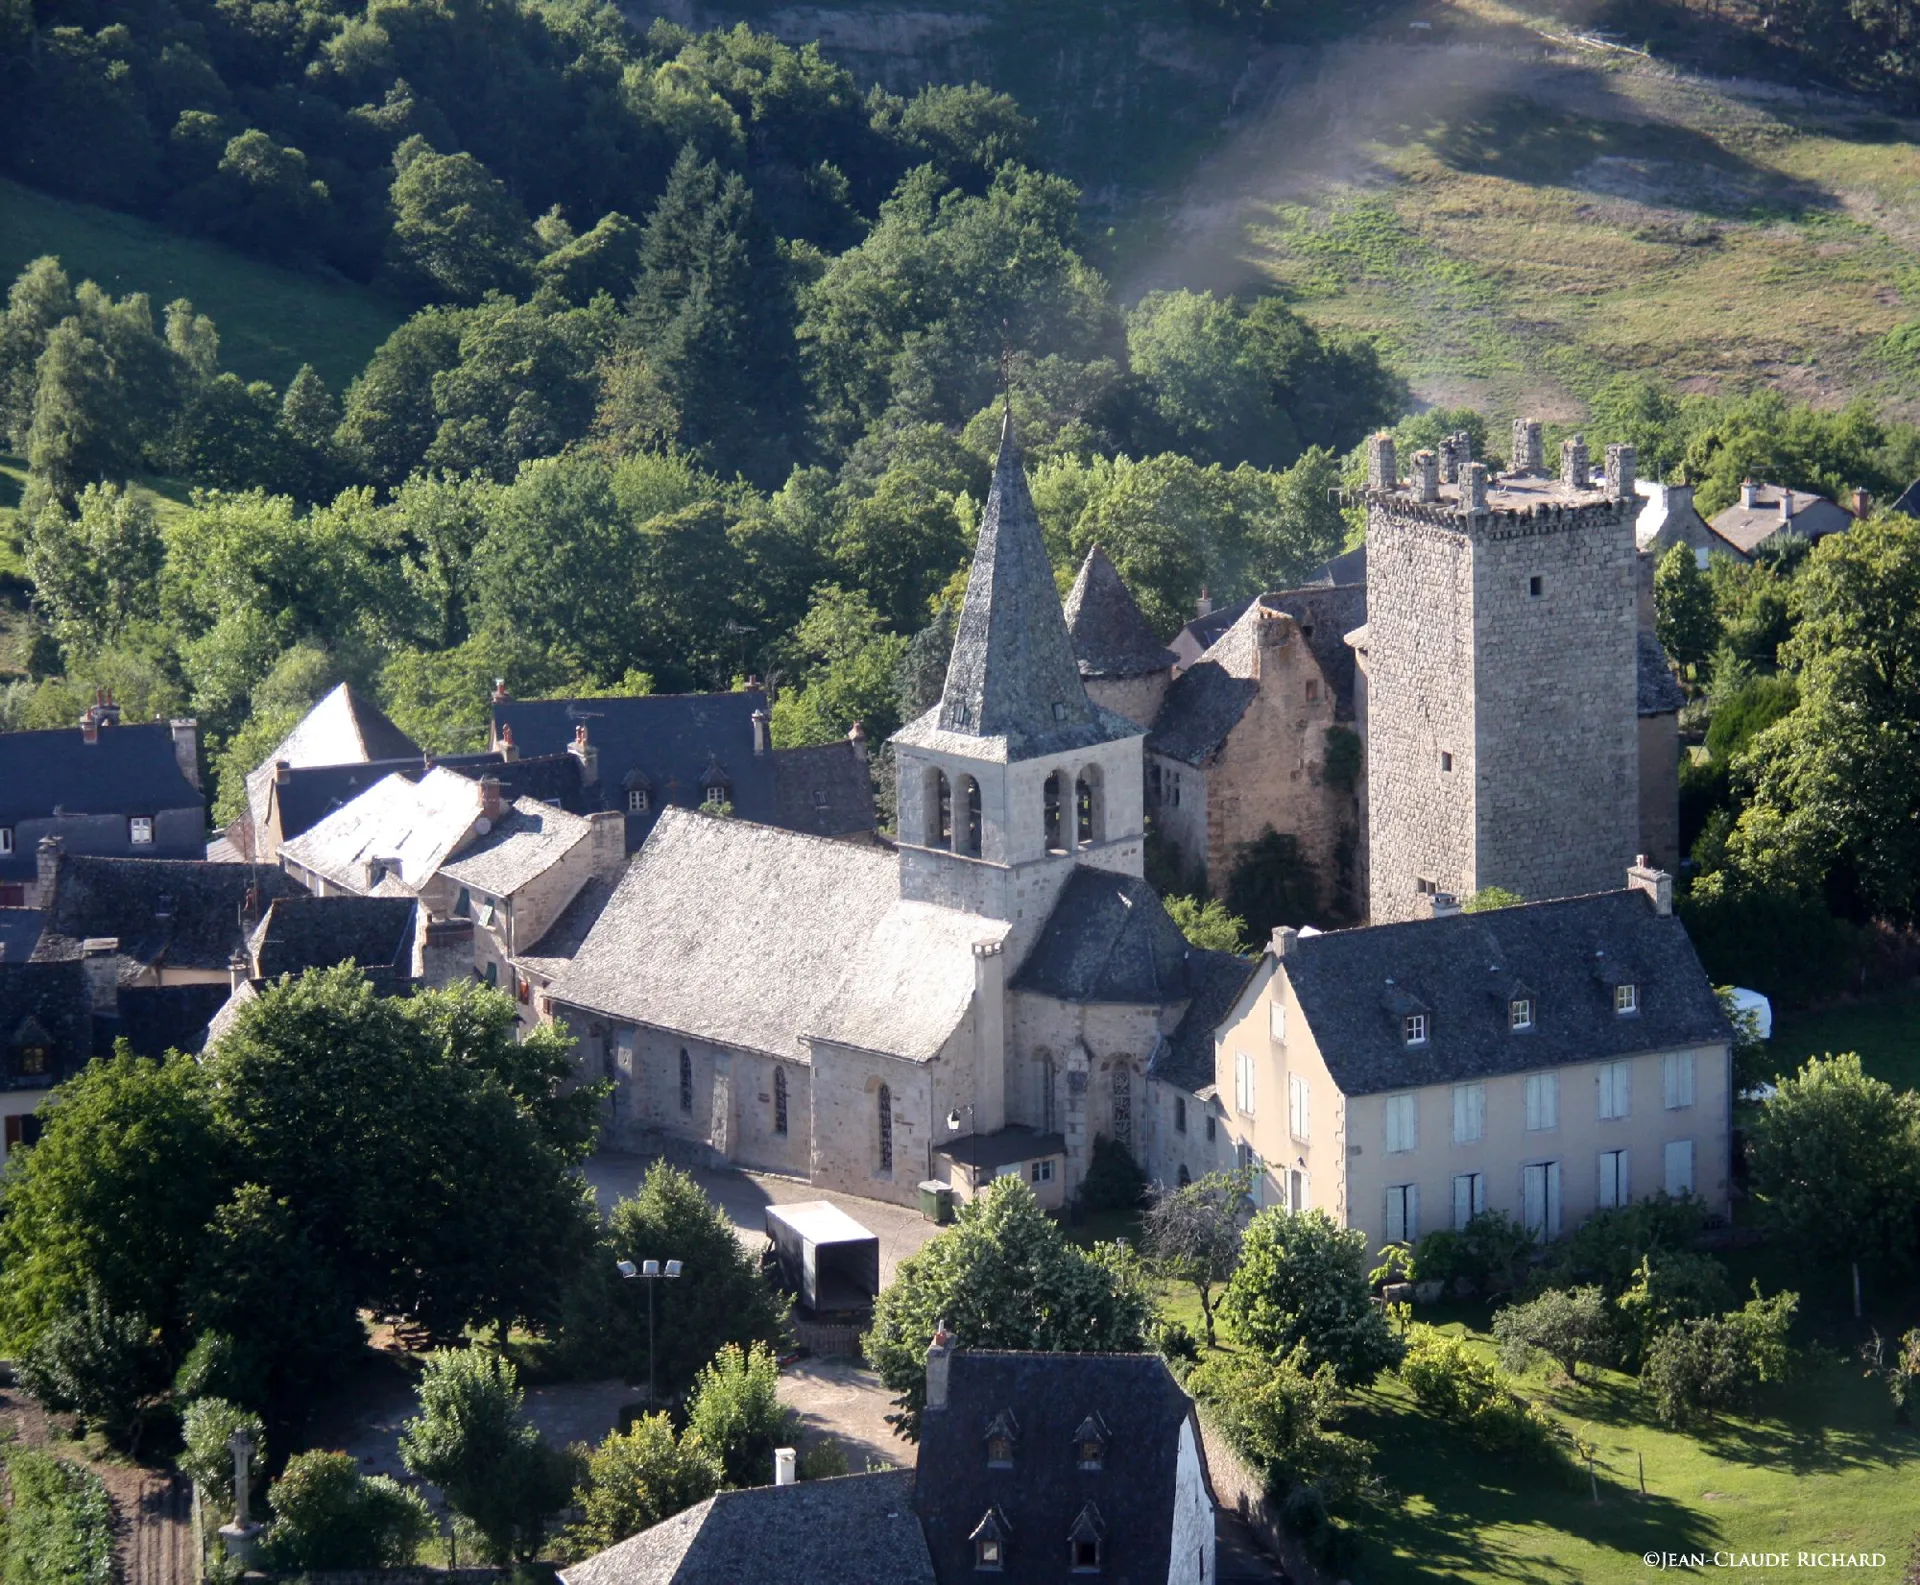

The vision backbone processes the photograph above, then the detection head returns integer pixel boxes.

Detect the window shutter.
[1406,1182,1420,1242]
[1664,1053,1695,1110]
[1546,1160,1561,1235]
[1664,1138,1694,1196]
[1453,1173,1473,1231]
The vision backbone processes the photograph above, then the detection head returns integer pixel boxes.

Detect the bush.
[1187,1346,1374,1507]
[179,1398,265,1513]
[1399,1328,1573,1470]
[1492,1286,1613,1381]
[261,1450,434,1571]
[1414,1211,1533,1297]
[1150,1317,1201,1367]
[1639,1286,1797,1427]
[0,1448,116,1585]
[563,1413,721,1559]
[1219,1209,1403,1386]
[16,1295,169,1452]
[1077,1135,1148,1213]
[685,1341,796,1489]
[1614,1252,1734,1369]
[1558,1194,1710,1294]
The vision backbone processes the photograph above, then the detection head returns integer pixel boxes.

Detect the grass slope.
[1770,993,1920,1094]
[0,177,406,391]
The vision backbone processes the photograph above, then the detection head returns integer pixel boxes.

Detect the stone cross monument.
[219,1427,263,1563]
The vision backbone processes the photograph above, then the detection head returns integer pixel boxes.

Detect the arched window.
[1075,767,1102,846]
[773,1066,789,1135]
[877,1083,893,1171]
[1043,771,1064,852]
[960,777,982,857]
[679,1048,693,1113]
[929,768,952,848]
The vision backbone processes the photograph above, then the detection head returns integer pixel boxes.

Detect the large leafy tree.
[388,137,536,303]
[1219,1208,1404,1386]
[769,584,909,747]
[1141,1166,1254,1346]
[564,1414,720,1559]
[864,1177,1152,1438]
[25,483,165,654]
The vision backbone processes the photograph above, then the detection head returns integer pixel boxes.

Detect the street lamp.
[618,1257,683,1405]
[946,1104,976,1197]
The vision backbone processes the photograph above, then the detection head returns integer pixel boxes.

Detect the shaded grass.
[1769,992,1920,1094]
[0,176,406,390]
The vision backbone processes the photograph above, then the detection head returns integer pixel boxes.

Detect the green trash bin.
[918,1180,955,1224]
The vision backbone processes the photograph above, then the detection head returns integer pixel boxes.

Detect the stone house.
[1707,481,1855,561]
[1193,863,1731,1252]
[1635,479,1714,568]
[1,959,95,1156]
[277,766,501,909]
[233,683,420,860]
[0,695,204,905]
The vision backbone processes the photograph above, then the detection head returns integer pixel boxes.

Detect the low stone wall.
[1196,1407,1330,1585]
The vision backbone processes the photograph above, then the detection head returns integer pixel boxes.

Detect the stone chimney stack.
[36,835,62,907]
[848,721,868,761]
[1854,488,1872,518]
[1366,432,1397,490]
[1270,925,1299,958]
[496,723,518,763]
[80,690,100,745]
[82,938,120,1016]
[925,1321,956,1412]
[1411,449,1439,501]
[1511,418,1545,476]
[1560,435,1589,491]
[491,678,510,704]
[1416,892,1463,920]
[774,1448,797,1487]
[1462,462,1489,513]
[274,760,292,787]
[170,719,201,790]
[1605,443,1637,504]
[478,776,507,826]
[1741,480,1758,510]
[751,709,769,757]
[1779,490,1795,525]
[586,810,626,878]
[567,724,599,786]
[1627,855,1673,916]
[229,949,251,992]
[1195,588,1213,619]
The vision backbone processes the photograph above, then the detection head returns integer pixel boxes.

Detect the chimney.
[774,1448,797,1487]
[82,938,120,1016]
[1195,588,1213,619]
[1366,432,1397,491]
[497,723,518,763]
[1462,462,1489,513]
[1741,479,1758,510]
[419,917,475,989]
[1853,488,1871,518]
[229,948,251,992]
[274,759,292,787]
[1511,418,1545,476]
[848,720,868,761]
[491,678,509,704]
[1779,490,1795,525]
[36,835,62,907]
[1411,449,1439,502]
[1627,855,1673,916]
[1270,925,1299,957]
[568,725,599,787]
[80,703,99,746]
[586,810,627,877]
[169,719,201,790]
[1416,892,1463,920]
[1605,443,1637,504]
[751,709,769,757]
[1560,435,1589,491]
[925,1321,955,1412]
[478,776,507,826]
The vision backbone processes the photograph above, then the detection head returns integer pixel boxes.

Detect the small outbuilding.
[764,1201,881,1314]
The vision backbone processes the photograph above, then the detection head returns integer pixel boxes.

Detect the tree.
[1490,1285,1612,1382]
[25,482,164,653]
[1162,895,1247,955]
[685,1341,796,1489]
[398,1348,573,1563]
[1463,886,1525,913]
[1654,542,1719,680]
[263,1451,434,1570]
[1613,1252,1735,1369]
[1219,1208,1404,1386]
[388,137,535,303]
[565,1413,721,1558]
[1747,1054,1920,1296]
[1640,1287,1797,1427]
[769,584,910,747]
[1185,1345,1372,1506]
[864,1176,1152,1437]
[1224,828,1321,940]
[1141,1166,1254,1345]
[15,1294,169,1452]
[1,256,76,447]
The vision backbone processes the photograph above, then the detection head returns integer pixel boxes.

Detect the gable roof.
[559,1470,931,1585]
[1012,868,1201,1005]
[1151,949,1260,1094]
[1304,544,1367,586]
[33,855,300,977]
[1637,630,1685,716]
[929,414,1123,763]
[1268,584,1365,722]
[112,982,232,1057]
[550,809,993,1064]
[245,684,420,840]
[1063,544,1175,680]
[1708,485,1853,557]
[514,872,620,982]
[1892,479,1920,519]
[0,909,44,964]
[0,960,95,1090]
[0,720,202,850]
[248,895,416,985]
[1169,597,1252,672]
[439,797,593,898]
[769,740,878,839]
[915,1352,1197,1585]
[278,767,482,893]
[1281,889,1730,1098]
[267,753,501,848]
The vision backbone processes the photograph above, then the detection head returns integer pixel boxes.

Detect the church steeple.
[936,412,1098,760]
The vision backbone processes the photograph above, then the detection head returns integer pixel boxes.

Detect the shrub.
[797,1439,850,1480]
[1399,1328,1572,1469]
[1639,1286,1798,1427]
[1491,1286,1613,1381]
[180,1398,266,1513]
[685,1341,796,1489]
[1219,1209,1403,1386]
[564,1413,720,1559]
[0,1448,116,1585]
[15,1295,169,1452]
[1151,1317,1201,1367]
[1415,1211,1534,1297]
[1187,1346,1374,1507]
[1367,1245,1415,1291]
[261,1450,434,1571]
[1077,1134,1148,1213]
[1559,1194,1710,1294]
[1614,1252,1734,1369]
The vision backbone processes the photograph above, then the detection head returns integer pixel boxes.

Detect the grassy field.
[0,178,406,391]
[1769,993,1920,1094]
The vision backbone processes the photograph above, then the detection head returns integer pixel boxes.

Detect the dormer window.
[1068,1503,1105,1573]
[984,1408,1018,1468]
[970,1508,1009,1572]
[1615,983,1639,1015]
[628,788,649,814]
[0,828,12,856]
[1510,998,1534,1031]
[1052,701,1068,722]
[129,816,154,846]
[16,1045,48,1076]
[1074,1415,1107,1470]
[1403,1013,1429,1046]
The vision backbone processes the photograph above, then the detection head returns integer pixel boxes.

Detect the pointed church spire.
[937,413,1098,759]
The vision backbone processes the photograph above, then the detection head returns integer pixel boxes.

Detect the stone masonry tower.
[891,412,1147,964]
[1363,428,1640,923]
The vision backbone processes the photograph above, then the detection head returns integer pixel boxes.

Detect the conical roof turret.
[1064,544,1176,680]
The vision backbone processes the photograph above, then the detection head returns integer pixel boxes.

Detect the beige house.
[1195,863,1731,1252]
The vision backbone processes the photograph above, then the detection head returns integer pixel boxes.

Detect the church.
[545,414,1245,1205]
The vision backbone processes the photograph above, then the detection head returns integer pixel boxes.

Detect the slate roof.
[248,896,416,987]
[0,909,44,964]
[245,683,420,840]
[1063,544,1175,679]
[550,809,1000,1064]
[0,723,203,876]
[1305,544,1367,586]
[439,797,594,899]
[1892,479,1920,518]
[928,414,1132,763]
[934,1124,1067,1172]
[514,873,620,983]
[1270,584,1365,721]
[278,768,483,894]
[267,753,501,848]
[1169,597,1252,672]
[1281,888,1731,1098]
[915,1352,1199,1585]
[112,983,231,1057]
[1637,630,1686,716]
[1152,950,1260,1094]
[559,1470,931,1585]
[1635,481,1712,556]
[1,960,95,1091]
[1012,867,1203,1006]
[33,855,300,978]
[1708,485,1853,557]
[769,740,878,838]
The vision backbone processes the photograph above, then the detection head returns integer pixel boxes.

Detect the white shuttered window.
[1664,1138,1695,1196]
[1452,1082,1485,1144]
[1452,1172,1486,1230]
[1385,1092,1418,1153]
[1386,1183,1419,1245]
[1235,1050,1256,1116]
[1663,1052,1696,1110]
[1524,1072,1559,1132]
[1598,1148,1629,1209]
[1522,1160,1561,1239]
[1288,1073,1310,1141]
[1598,1060,1632,1120]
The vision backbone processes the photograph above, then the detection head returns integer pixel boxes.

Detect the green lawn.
[1770,994,1920,1094]
[0,177,406,390]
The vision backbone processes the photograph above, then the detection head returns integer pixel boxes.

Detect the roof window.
[1068,1503,1105,1573]
[1615,983,1639,1015]
[970,1507,1009,1572]
[1403,1013,1429,1047]
[1074,1414,1108,1470]
[1510,997,1534,1031]
[984,1409,1018,1468]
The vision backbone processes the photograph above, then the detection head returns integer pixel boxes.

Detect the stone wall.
[1637,712,1681,872]
[1008,993,1169,1190]
[1084,671,1169,730]
[809,1035,963,1206]
[1195,1408,1331,1585]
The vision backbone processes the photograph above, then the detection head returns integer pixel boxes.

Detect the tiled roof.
[1063,545,1175,679]
[248,896,416,986]
[245,683,419,838]
[768,741,878,839]
[0,909,44,964]
[439,797,594,898]
[1708,486,1853,556]
[1304,544,1367,586]
[551,809,992,1064]
[514,873,620,982]
[807,899,1009,1061]
[1,960,94,1091]
[268,753,500,848]
[1011,868,1202,1005]
[1637,630,1685,716]
[915,1352,1197,1585]
[1281,888,1730,1098]
[1147,650,1259,769]
[0,720,202,845]
[931,414,1128,763]
[559,1470,931,1585]
[1151,949,1259,1094]
[33,854,299,977]
[278,768,482,893]
[112,983,231,1057]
